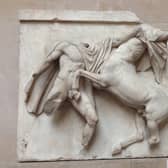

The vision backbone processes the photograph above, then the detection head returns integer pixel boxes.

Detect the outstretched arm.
[25,49,62,102]
[33,49,62,77]
[33,41,71,76]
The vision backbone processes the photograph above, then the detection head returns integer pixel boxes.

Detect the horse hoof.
[148,136,160,145]
[112,144,122,155]
[81,136,89,148]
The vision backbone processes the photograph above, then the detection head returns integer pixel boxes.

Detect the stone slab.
[18,10,168,162]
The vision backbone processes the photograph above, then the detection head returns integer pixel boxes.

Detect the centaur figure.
[25,23,168,155]
[71,24,168,154]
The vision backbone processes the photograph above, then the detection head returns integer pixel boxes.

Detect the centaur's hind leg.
[145,107,160,145]
[70,81,98,148]
[112,113,144,155]
[144,98,164,145]
[146,119,160,145]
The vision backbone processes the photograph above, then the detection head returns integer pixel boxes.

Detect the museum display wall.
[1,0,168,167]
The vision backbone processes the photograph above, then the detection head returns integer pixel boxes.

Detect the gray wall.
[0,0,168,167]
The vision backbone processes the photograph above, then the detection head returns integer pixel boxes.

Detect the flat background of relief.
[18,10,168,161]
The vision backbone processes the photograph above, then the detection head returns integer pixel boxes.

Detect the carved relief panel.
[18,10,168,161]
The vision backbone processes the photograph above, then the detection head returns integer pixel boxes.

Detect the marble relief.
[18,10,168,161]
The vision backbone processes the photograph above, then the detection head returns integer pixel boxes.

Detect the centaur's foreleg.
[71,69,108,100]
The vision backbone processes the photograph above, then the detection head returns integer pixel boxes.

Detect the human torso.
[101,38,154,108]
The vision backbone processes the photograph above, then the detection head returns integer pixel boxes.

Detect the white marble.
[18,10,168,161]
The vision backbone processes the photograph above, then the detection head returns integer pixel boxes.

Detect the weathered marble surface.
[18,10,168,161]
